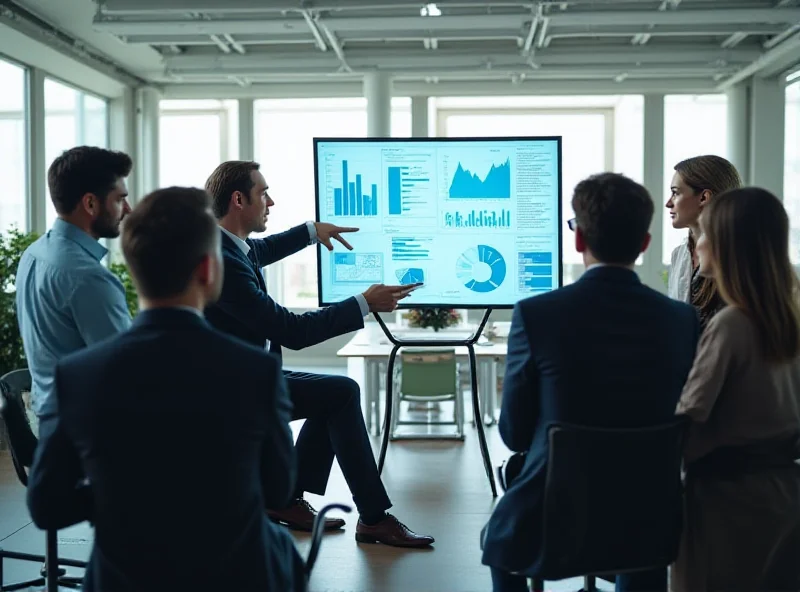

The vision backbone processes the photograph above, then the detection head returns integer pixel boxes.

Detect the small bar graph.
[518,251,553,293]
[388,165,431,216]
[333,159,378,217]
[391,237,433,261]
[444,209,511,229]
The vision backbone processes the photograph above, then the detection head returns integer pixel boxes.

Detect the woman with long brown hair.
[672,187,800,591]
[666,155,742,329]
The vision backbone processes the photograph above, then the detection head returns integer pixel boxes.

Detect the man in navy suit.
[27,187,307,591]
[203,161,433,548]
[481,173,700,591]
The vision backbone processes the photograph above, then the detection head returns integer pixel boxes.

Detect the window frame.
[255,99,412,311]
[158,106,232,174]
[0,55,29,233]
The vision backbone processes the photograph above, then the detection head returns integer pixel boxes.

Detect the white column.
[749,76,785,196]
[642,93,666,292]
[364,71,392,137]
[238,98,255,161]
[726,82,750,183]
[135,87,161,198]
[27,67,46,234]
[411,96,429,137]
[108,87,137,263]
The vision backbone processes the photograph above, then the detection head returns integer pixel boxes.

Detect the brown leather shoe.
[355,514,434,547]
[267,498,345,532]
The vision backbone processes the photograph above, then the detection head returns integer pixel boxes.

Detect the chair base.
[531,575,596,592]
[0,548,86,591]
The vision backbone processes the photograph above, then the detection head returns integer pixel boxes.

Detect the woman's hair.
[674,155,743,311]
[701,187,800,362]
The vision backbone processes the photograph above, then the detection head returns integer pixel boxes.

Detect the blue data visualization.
[449,159,511,199]
[334,159,378,217]
[314,137,562,308]
[456,245,507,293]
[396,267,425,285]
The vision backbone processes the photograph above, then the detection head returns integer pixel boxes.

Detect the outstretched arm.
[217,254,365,350]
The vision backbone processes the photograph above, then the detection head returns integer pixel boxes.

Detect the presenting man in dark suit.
[27,187,308,591]
[481,173,700,592]
[203,161,433,548]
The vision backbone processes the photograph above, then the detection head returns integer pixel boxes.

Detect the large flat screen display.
[313,136,562,309]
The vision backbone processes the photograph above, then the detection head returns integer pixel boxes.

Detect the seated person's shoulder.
[705,305,751,335]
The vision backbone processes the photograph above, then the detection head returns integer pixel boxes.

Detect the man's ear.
[575,227,587,253]
[80,193,99,216]
[640,232,652,253]
[195,254,211,287]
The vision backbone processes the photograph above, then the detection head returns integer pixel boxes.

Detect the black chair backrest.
[0,369,38,487]
[538,416,688,580]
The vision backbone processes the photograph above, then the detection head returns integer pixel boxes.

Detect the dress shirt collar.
[219,226,251,257]
[51,218,108,261]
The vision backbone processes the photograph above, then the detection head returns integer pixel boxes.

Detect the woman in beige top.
[672,187,800,591]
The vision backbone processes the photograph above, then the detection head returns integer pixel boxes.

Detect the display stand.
[372,309,498,497]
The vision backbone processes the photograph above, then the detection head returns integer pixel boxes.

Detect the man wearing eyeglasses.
[481,173,700,592]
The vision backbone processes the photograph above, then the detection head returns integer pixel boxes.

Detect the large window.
[785,76,800,263]
[0,59,27,233]
[159,100,238,188]
[436,96,642,286]
[255,97,412,308]
[44,78,109,228]
[662,94,728,266]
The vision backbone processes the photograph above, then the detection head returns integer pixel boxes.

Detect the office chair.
[521,417,688,592]
[0,369,86,592]
[390,348,464,440]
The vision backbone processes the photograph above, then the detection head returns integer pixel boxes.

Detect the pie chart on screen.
[455,245,506,293]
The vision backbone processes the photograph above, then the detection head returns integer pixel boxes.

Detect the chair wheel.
[40,564,66,577]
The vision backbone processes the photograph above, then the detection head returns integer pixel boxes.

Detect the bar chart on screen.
[327,157,379,218]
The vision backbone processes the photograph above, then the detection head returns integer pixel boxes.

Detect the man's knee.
[327,375,360,406]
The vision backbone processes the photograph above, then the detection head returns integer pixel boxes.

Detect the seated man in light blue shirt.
[16,146,134,421]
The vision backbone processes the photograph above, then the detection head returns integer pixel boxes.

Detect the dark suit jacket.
[205,225,364,355]
[26,308,306,592]
[481,266,700,574]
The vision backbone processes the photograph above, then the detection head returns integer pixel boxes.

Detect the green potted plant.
[0,226,39,376]
[404,308,462,332]
[109,262,139,317]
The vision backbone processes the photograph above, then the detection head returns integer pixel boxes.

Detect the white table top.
[337,325,507,358]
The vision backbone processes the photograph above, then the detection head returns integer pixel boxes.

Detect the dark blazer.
[26,308,306,592]
[205,225,364,355]
[481,266,700,574]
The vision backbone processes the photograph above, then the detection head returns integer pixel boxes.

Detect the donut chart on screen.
[455,245,506,293]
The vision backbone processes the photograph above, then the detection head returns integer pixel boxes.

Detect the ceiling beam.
[162,46,761,73]
[717,30,800,89]
[100,0,536,13]
[158,78,719,100]
[92,9,800,38]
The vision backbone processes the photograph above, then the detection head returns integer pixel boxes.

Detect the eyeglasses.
[567,218,577,231]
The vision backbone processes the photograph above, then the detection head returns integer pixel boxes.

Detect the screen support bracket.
[372,309,497,497]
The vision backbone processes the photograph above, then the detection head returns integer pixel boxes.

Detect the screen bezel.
[313,135,564,310]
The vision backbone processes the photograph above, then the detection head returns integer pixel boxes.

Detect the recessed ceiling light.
[420,3,442,17]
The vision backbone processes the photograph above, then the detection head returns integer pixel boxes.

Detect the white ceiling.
[5,0,800,94]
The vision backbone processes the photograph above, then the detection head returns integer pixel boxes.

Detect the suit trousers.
[284,371,392,517]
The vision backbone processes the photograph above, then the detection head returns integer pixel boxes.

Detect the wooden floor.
[0,368,612,592]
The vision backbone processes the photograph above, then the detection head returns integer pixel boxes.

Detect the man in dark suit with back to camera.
[481,173,700,592]
[204,161,433,547]
[27,187,308,591]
